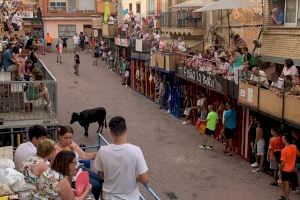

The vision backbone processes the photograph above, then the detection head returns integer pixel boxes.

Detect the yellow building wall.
[261,0,300,61]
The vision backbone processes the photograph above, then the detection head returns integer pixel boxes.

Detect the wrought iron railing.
[160,11,204,28]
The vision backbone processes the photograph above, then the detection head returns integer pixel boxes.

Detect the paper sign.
[247,88,253,103]
[240,89,246,97]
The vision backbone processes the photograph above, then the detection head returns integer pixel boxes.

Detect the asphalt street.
[41,52,295,200]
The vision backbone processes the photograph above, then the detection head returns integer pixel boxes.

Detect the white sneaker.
[252,168,260,173]
[167,110,171,114]
[182,121,187,125]
[250,162,259,168]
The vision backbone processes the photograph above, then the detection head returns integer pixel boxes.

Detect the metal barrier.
[97,133,161,200]
[0,60,57,121]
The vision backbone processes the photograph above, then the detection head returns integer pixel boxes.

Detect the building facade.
[122,0,147,18]
[261,0,300,65]
[40,0,99,40]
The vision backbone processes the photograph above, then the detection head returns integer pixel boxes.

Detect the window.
[49,1,66,10]
[270,0,300,26]
[58,25,76,37]
[285,0,298,25]
[78,0,95,11]
[136,3,141,13]
[129,3,132,11]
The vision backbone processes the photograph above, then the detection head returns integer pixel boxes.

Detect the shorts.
[224,128,235,139]
[281,171,294,182]
[47,43,51,47]
[184,107,191,116]
[256,139,265,156]
[296,163,300,173]
[205,128,215,136]
[269,159,278,170]
[63,43,67,48]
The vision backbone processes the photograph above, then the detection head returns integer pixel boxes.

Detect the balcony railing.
[238,71,300,126]
[47,6,95,13]
[147,10,157,16]
[160,11,204,29]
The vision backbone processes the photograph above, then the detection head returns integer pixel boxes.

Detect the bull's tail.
[105,115,107,129]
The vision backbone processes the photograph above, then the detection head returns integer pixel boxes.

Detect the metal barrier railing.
[0,60,57,121]
[97,133,161,200]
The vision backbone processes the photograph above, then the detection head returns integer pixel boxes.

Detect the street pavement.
[41,52,296,200]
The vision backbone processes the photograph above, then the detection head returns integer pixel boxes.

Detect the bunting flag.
[104,1,110,23]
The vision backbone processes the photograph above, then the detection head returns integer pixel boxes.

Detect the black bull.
[70,107,107,137]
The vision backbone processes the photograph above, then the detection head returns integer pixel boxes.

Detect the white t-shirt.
[14,141,36,171]
[12,13,20,24]
[282,65,298,77]
[271,78,284,89]
[94,143,148,200]
[73,35,80,45]
[250,70,269,86]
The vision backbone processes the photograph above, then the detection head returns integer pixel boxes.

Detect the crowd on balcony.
[0,117,149,199]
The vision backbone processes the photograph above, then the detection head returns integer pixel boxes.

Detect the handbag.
[75,171,89,196]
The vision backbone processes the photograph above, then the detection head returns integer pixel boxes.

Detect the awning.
[171,0,214,8]
[193,0,261,12]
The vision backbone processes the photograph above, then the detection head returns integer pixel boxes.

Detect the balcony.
[160,12,205,36]
[147,10,158,16]
[238,74,300,126]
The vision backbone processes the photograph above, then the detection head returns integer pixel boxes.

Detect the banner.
[176,65,227,94]
[114,37,130,47]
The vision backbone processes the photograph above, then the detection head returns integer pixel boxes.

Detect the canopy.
[193,0,261,12]
[171,0,214,8]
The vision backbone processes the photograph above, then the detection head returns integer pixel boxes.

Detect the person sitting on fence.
[2,43,22,80]
[55,126,103,200]
[20,139,58,199]
[14,125,48,171]
[35,150,92,199]
[27,68,53,112]
[23,59,33,81]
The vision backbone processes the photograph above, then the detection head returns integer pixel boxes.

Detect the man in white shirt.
[14,125,48,171]
[94,116,149,200]
[250,67,269,87]
[73,33,80,52]
[11,10,23,31]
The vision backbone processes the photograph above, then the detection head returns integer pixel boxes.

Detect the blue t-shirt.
[2,49,13,70]
[224,109,237,129]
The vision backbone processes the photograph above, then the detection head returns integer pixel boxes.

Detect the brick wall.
[262,28,300,60]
